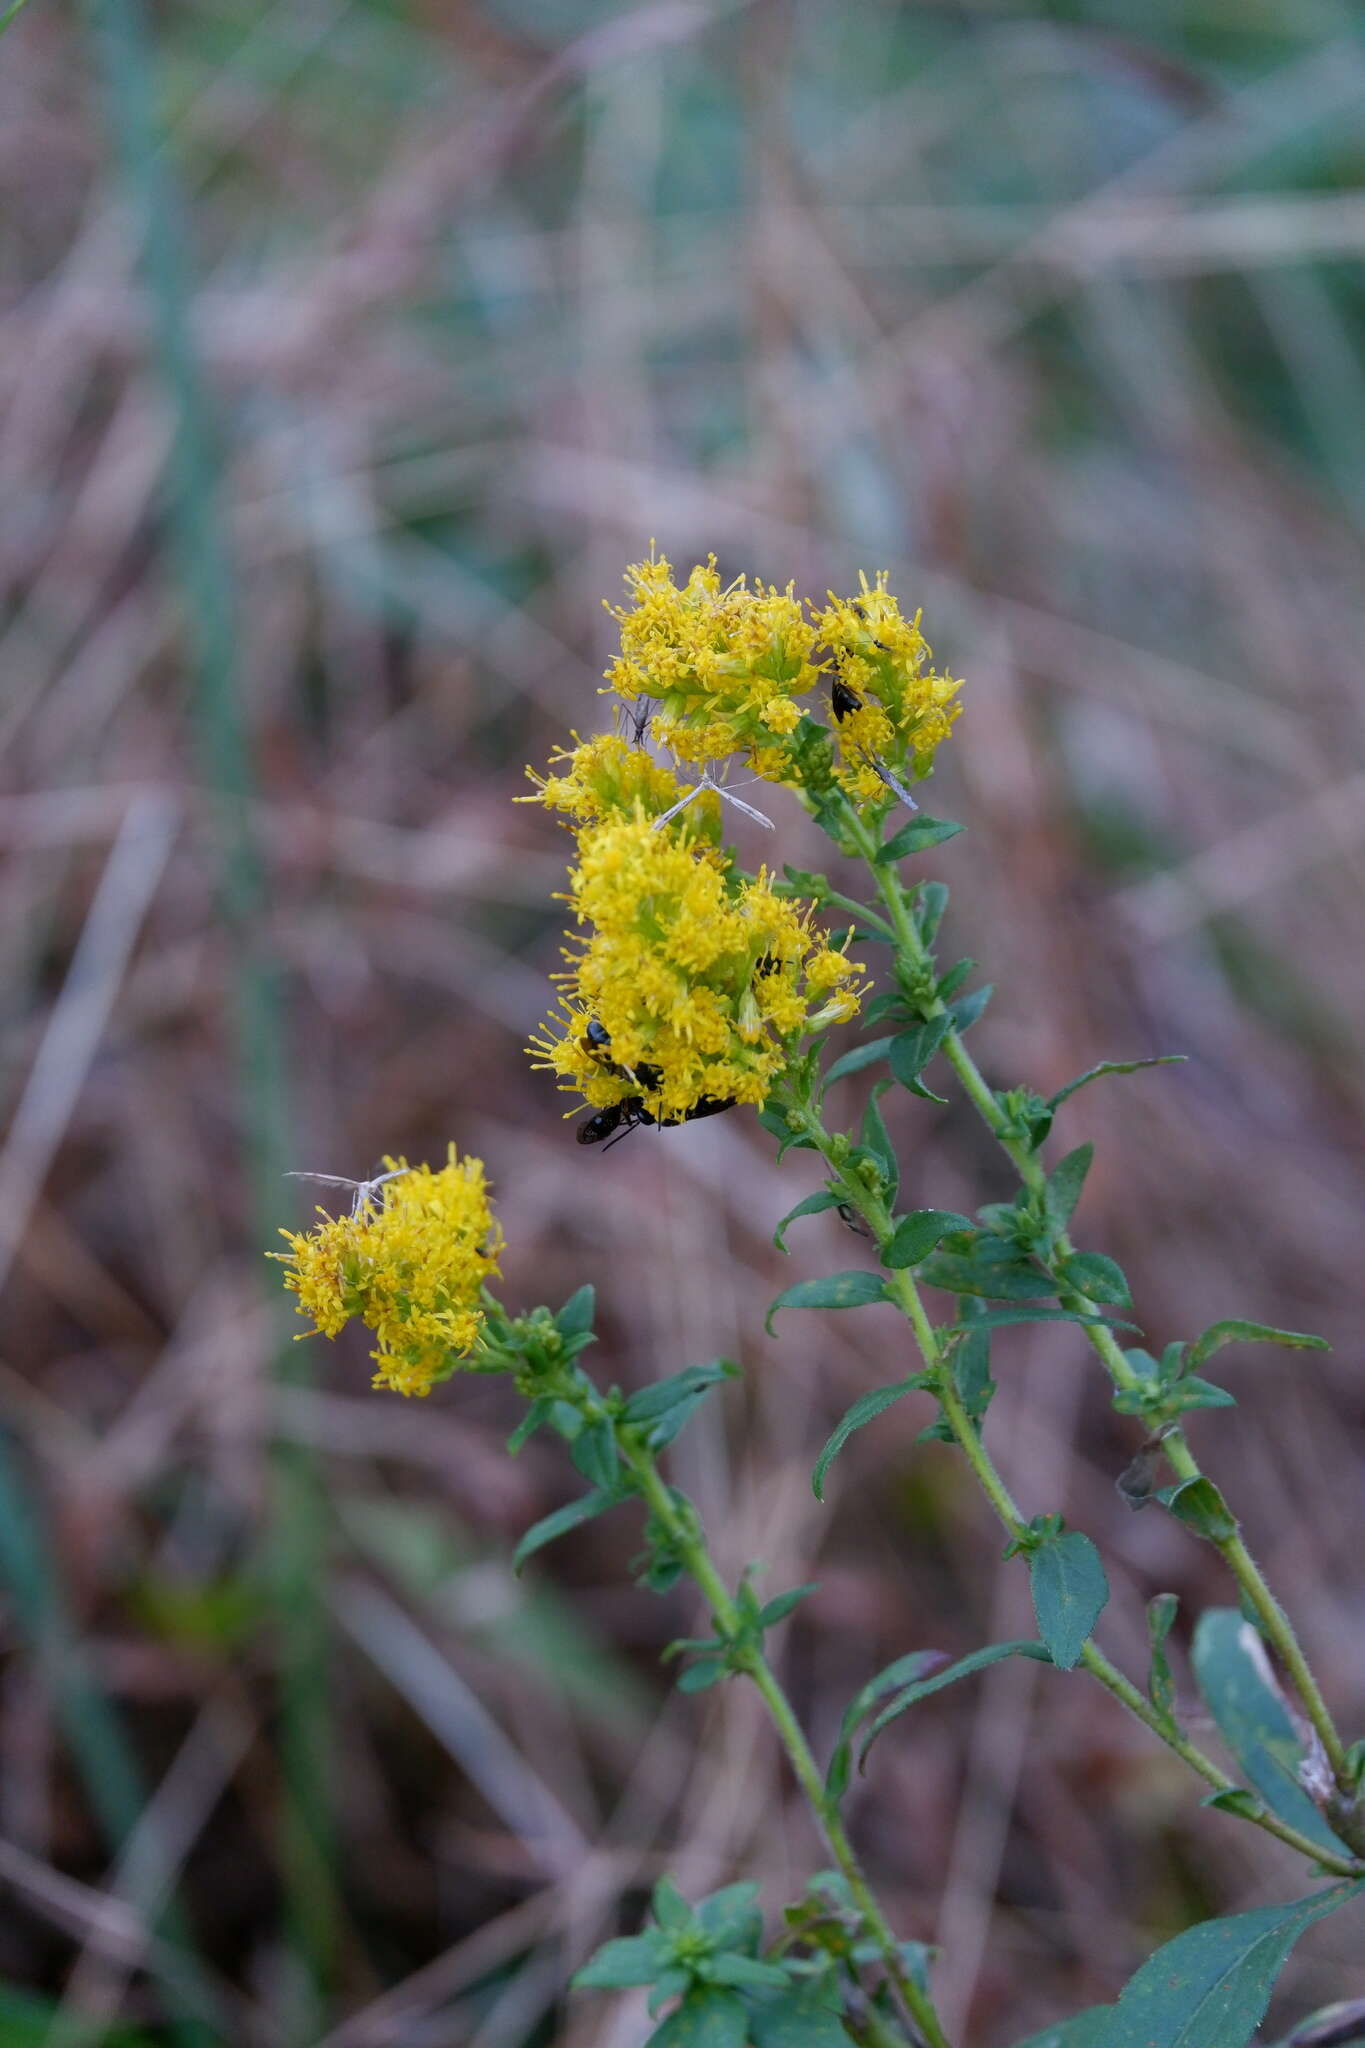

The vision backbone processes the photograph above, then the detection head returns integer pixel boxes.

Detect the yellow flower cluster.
[815,573,963,808]
[521,729,720,844]
[528,810,864,1126]
[604,553,961,812]
[605,555,823,771]
[271,1148,503,1397]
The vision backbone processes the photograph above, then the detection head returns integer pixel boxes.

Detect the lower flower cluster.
[271,1147,502,1397]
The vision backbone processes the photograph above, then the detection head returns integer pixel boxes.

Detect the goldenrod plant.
[277,556,1364,2048]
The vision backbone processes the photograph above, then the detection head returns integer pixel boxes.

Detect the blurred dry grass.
[2,1,1365,2042]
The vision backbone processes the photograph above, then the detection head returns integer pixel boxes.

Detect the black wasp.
[830,678,863,721]
[576,1017,734,1149]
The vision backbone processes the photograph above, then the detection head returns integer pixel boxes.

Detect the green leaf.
[1191,1610,1347,1854]
[1010,2014,1113,2048]
[757,1106,818,1158]
[677,1657,729,1692]
[1058,1252,1132,1308]
[1159,1476,1238,1543]
[624,1362,738,1425]
[1147,1593,1179,1722]
[1098,1883,1365,2048]
[1047,1056,1186,1113]
[506,1398,553,1454]
[653,1876,695,1930]
[766,1270,887,1337]
[646,1987,751,2048]
[1029,1531,1109,1671]
[573,1929,673,1989]
[812,1377,926,1501]
[826,1649,946,1802]
[570,1420,619,1489]
[916,881,949,943]
[882,1210,973,1270]
[710,1955,791,1991]
[773,1191,840,1254]
[950,984,993,1033]
[888,1016,952,1094]
[513,1488,623,1574]
[935,957,975,1003]
[919,1253,1057,1299]
[556,1285,596,1339]
[860,1085,898,1204]
[1166,1377,1237,1412]
[949,1306,1130,1334]
[823,1037,896,1086]
[746,1979,850,2048]
[756,1584,819,1629]
[1186,1320,1330,1374]
[1044,1145,1093,1234]
[876,815,965,862]
[860,1641,1053,1767]
[695,1882,763,1948]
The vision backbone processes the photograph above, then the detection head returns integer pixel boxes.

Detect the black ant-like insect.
[577,1092,736,1149]
[830,678,863,721]
[575,1016,736,1148]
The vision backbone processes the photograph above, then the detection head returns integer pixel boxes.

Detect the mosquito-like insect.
[284,1168,409,1215]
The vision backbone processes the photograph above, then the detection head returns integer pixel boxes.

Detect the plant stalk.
[841,803,1348,1780]
[792,1100,1360,1878]
[617,1435,953,2048]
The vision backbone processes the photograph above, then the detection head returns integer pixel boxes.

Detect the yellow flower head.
[519,729,720,843]
[815,572,963,808]
[605,554,823,769]
[270,1148,503,1398]
[528,809,863,1126]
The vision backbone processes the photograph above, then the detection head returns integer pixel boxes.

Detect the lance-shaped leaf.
[876,815,965,862]
[513,1487,625,1575]
[646,1986,751,2048]
[1186,1320,1329,1374]
[773,1190,841,1254]
[860,1084,898,1205]
[822,1037,896,1087]
[623,1366,739,1421]
[765,1270,887,1337]
[746,1978,851,2048]
[812,1376,929,1502]
[1029,1531,1109,1671]
[1191,1610,1347,1854]
[556,1284,596,1338]
[826,1648,947,1802]
[1159,1476,1238,1543]
[1044,1144,1093,1235]
[573,1929,673,1988]
[1147,1593,1179,1723]
[882,1209,973,1270]
[1098,1882,1364,2048]
[889,1016,952,1097]
[1047,1056,1186,1112]
[860,1641,1053,1769]
[950,984,993,1034]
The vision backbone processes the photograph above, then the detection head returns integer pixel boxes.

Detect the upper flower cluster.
[527,810,863,1129]
[603,553,962,812]
[271,1148,503,1397]
[605,556,823,772]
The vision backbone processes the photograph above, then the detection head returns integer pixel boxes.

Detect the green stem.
[792,1102,1360,1878]
[616,1436,952,2048]
[842,804,1348,1780]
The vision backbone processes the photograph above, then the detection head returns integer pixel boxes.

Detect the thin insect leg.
[601,1118,642,1152]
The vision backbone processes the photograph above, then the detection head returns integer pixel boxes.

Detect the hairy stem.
[616,1434,952,2048]
[841,804,1348,1781]
[791,1101,1360,1878]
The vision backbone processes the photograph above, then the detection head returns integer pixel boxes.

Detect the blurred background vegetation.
[3,0,1365,2042]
